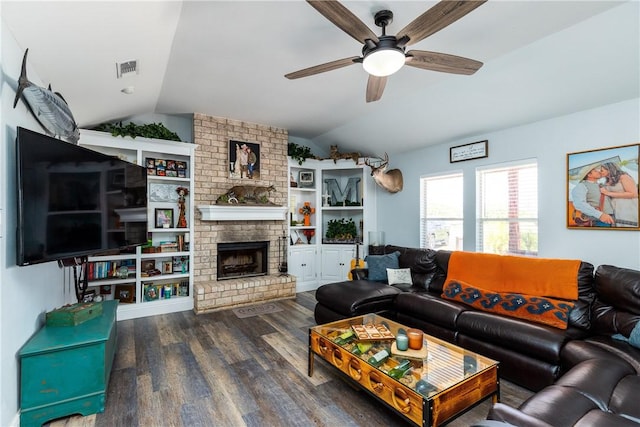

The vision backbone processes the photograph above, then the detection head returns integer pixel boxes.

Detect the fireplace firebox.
[217,241,269,280]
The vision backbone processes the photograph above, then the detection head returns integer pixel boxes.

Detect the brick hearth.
[192,114,296,314]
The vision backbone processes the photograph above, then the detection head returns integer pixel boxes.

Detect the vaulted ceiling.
[2,1,638,155]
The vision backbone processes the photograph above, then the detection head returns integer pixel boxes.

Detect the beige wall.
[192,114,295,312]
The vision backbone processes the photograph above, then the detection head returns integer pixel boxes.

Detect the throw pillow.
[387,268,412,285]
[630,322,640,349]
[365,251,400,282]
[442,279,575,330]
[612,322,640,349]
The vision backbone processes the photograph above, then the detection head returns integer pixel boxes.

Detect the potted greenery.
[324,218,360,244]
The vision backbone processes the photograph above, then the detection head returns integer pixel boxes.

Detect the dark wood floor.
[49,291,532,427]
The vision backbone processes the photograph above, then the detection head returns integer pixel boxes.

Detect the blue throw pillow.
[612,322,640,349]
[365,251,400,282]
[630,322,640,349]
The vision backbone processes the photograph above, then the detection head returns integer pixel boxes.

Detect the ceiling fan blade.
[307,0,378,44]
[406,50,483,75]
[397,0,487,47]
[285,56,360,79]
[366,75,387,103]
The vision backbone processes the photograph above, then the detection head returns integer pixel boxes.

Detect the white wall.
[116,112,194,143]
[377,99,640,270]
[289,135,330,159]
[1,21,68,427]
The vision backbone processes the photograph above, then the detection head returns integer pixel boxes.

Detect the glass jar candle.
[396,334,409,351]
[407,328,424,350]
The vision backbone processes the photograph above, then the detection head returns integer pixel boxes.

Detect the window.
[420,173,463,250]
[477,160,538,255]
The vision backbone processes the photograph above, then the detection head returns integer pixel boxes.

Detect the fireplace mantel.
[197,205,287,221]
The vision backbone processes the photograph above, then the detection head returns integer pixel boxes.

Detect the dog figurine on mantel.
[217,185,276,204]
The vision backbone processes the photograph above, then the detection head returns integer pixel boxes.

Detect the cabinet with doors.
[288,246,317,291]
[319,245,357,283]
[78,129,195,320]
[288,157,377,289]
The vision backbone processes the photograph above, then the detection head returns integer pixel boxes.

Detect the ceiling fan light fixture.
[363,48,405,77]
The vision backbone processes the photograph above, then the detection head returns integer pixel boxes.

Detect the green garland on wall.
[92,121,182,141]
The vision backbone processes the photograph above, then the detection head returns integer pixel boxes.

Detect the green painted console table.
[19,300,118,427]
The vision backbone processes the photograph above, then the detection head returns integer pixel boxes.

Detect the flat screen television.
[16,127,148,266]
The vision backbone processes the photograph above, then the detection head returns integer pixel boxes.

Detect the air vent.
[116,60,139,78]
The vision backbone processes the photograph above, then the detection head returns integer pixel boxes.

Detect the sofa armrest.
[351,268,369,280]
[487,403,554,427]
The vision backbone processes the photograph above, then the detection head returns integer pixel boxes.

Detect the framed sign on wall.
[450,140,488,163]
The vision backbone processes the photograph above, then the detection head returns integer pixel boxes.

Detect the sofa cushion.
[555,358,635,403]
[569,261,596,331]
[595,265,640,315]
[314,280,401,316]
[516,385,628,426]
[385,245,445,290]
[393,292,468,330]
[443,280,574,329]
[580,336,640,374]
[456,310,570,363]
[561,339,639,374]
[364,251,400,281]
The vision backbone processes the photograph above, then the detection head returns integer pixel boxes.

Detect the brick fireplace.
[192,114,296,313]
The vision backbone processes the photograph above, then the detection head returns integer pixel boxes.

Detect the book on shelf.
[88,260,135,281]
[159,241,178,252]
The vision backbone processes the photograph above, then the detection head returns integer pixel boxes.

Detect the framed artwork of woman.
[567,143,639,230]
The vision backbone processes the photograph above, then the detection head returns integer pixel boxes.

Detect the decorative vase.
[304,215,311,227]
[302,229,315,244]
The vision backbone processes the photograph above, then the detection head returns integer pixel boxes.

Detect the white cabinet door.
[289,247,316,290]
[321,246,353,283]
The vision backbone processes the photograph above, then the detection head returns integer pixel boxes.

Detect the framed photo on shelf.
[143,284,160,301]
[141,260,155,272]
[162,260,173,274]
[172,256,189,273]
[115,284,135,304]
[155,208,174,228]
[567,143,639,230]
[298,171,314,187]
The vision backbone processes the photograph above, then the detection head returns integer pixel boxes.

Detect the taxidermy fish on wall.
[13,49,80,144]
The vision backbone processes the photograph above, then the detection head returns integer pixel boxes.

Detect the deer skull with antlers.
[364,153,403,193]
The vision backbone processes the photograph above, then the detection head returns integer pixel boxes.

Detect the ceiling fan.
[285,0,487,102]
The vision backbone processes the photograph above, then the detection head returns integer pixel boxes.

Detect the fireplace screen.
[217,241,269,280]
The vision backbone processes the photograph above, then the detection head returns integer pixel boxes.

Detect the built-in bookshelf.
[287,157,377,291]
[79,129,195,320]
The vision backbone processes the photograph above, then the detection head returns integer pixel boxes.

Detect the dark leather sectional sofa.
[313,245,640,426]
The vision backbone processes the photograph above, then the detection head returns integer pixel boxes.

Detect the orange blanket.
[446,252,580,300]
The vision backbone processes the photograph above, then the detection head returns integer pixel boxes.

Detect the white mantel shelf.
[197,205,287,221]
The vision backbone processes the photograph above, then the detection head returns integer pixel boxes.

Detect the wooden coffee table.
[309,314,499,426]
